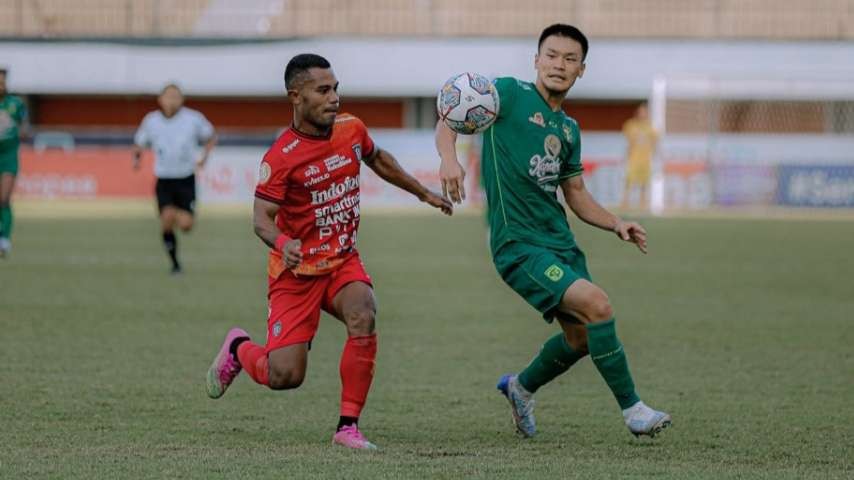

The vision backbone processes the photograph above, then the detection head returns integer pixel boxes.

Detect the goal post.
[648,75,854,214]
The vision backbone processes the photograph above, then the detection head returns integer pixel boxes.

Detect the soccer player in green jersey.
[0,67,29,258]
[435,24,671,438]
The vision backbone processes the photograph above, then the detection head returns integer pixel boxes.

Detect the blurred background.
[1,0,853,211]
[2,5,853,478]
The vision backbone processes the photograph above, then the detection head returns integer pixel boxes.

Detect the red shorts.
[265,253,372,353]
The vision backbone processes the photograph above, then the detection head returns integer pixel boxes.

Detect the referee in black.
[132,84,217,274]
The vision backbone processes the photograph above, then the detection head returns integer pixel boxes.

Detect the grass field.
[1,205,852,479]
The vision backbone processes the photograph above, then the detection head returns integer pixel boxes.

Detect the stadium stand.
[1,0,852,39]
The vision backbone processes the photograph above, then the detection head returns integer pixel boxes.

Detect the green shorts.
[493,241,592,322]
[0,144,19,176]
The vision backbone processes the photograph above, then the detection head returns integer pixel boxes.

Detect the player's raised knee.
[588,296,614,323]
[176,213,194,232]
[268,365,305,390]
[344,308,375,336]
[580,288,613,323]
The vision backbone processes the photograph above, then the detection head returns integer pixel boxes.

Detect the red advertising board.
[17,147,155,198]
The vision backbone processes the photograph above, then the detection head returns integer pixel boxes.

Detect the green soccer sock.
[518,333,586,393]
[587,319,641,410]
[0,204,11,239]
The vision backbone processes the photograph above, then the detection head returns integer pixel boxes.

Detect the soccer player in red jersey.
[204,54,452,450]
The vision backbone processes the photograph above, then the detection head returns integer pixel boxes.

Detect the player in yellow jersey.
[621,103,658,211]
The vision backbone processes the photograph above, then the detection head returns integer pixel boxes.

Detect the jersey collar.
[532,82,565,113]
[290,124,333,141]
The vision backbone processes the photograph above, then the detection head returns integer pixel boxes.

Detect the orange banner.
[17,147,156,198]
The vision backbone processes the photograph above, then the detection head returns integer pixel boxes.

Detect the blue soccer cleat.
[497,374,536,438]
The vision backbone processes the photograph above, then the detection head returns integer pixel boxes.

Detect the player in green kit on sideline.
[0,67,30,258]
[435,24,671,438]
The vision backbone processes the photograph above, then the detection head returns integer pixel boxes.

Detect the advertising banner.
[777,165,854,208]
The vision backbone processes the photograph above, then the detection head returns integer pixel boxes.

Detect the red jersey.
[255,114,376,277]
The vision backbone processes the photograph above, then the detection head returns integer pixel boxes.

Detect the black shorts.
[156,175,196,214]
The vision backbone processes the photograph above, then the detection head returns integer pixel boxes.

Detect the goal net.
[648,76,854,213]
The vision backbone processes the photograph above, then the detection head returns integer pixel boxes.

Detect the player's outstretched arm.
[561,175,648,254]
[132,118,149,171]
[131,145,144,171]
[19,104,31,141]
[197,133,218,169]
[365,148,452,216]
[435,120,467,204]
[253,197,303,268]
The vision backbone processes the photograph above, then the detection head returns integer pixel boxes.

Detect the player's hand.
[614,220,648,254]
[132,153,141,171]
[283,239,303,268]
[420,190,453,216]
[440,160,466,204]
[195,155,208,171]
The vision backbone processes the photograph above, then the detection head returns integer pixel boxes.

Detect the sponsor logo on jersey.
[308,243,331,255]
[272,321,282,337]
[338,233,349,246]
[258,161,272,184]
[311,176,359,205]
[528,135,563,189]
[528,155,561,187]
[544,134,562,157]
[304,165,321,177]
[324,154,353,172]
[0,112,10,129]
[528,112,545,127]
[562,124,573,144]
[282,138,300,153]
[304,172,330,187]
[303,164,329,187]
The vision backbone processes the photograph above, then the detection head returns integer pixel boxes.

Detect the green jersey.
[481,77,583,254]
[0,95,27,148]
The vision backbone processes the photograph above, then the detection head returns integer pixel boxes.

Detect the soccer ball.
[437,72,499,134]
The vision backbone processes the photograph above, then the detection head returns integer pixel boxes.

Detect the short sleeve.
[492,77,517,120]
[344,116,376,161]
[254,150,290,204]
[133,113,152,147]
[360,123,376,160]
[194,111,215,141]
[559,119,583,180]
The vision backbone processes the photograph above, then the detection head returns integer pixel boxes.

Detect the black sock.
[229,337,250,361]
[337,416,358,431]
[162,231,179,269]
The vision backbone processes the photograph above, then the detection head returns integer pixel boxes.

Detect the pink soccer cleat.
[205,327,249,399]
[332,425,378,450]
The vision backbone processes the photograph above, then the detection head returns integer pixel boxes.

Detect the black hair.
[160,83,182,95]
[284,53,331,90]
[538,24,588,61]
[0,67,7,76]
